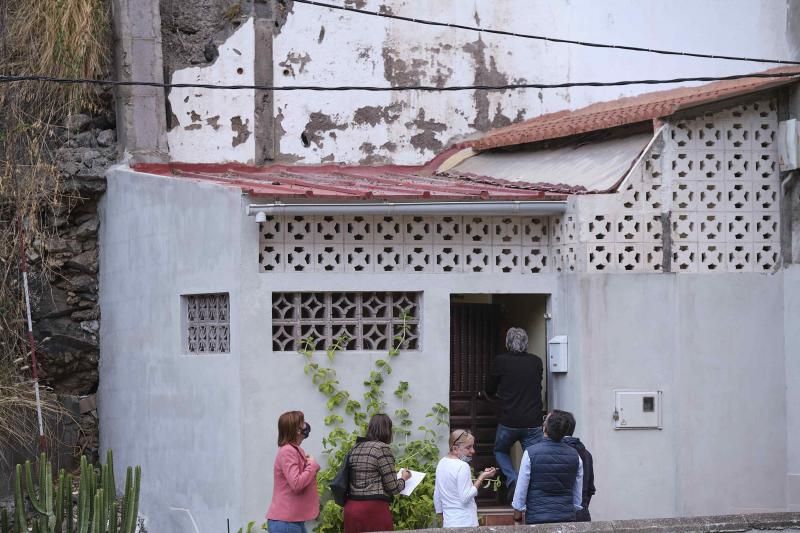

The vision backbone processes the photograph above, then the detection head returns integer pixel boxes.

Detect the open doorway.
[449,293,549,507]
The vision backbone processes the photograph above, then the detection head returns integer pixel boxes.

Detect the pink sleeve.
[278,447,320,493]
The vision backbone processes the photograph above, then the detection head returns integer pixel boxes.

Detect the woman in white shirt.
[433,429,497,527]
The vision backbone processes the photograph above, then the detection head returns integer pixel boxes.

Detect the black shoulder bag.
[329,452,351,506]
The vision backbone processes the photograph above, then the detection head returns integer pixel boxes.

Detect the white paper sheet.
[397,469,425,496]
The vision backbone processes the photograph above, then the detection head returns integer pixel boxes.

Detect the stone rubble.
[22,113,117,463]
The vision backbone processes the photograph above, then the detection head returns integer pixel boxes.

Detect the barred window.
[184,293,230,354]
[272,292,421,352]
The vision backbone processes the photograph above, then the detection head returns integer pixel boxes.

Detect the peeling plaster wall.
[272,0,537,165]
[272,0,793,164]
[167,19,256,163]
[163,0,794,164]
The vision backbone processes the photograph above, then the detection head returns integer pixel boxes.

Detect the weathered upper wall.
[163,0,795,164]
[167,19,258,162]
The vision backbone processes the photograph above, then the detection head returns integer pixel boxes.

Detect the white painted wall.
[165,0,797,164]
[100,167,797,528]
[558,273,788,520]
[237,245,567,524]
[99,169,245,531]
[103,91,800,532]
[785,265,800,512]
[100,167,566,529]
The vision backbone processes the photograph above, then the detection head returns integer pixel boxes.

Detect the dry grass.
[0,384,72,467]
[1,0,111,112]
[0,0,111,458]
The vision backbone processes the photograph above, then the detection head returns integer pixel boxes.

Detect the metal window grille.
[185,293,230,354]
[272,292,421,352]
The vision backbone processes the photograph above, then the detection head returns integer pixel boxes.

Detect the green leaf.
[324,414,344,426]
[345,399,362,414]
[293,332,447,533]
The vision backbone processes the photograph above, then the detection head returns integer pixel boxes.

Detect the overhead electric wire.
[1,71,800,92]
[293,0,800,67]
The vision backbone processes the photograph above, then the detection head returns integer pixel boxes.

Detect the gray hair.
[505,327,528,353]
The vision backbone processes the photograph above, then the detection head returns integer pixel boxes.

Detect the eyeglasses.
[452,430,472,447]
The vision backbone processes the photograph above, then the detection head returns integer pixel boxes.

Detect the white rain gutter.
[247,200,567,219]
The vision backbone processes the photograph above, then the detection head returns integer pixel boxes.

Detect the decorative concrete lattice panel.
[259,215,558,274]
[581,148,665,273]
[257,101,782,276]
[184,293,230,354]
[550,214,578,272]
[271,291,421,352]
[665,99,781,273]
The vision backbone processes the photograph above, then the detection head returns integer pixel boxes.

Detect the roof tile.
[465,67,800,151]
[131,163,573,201]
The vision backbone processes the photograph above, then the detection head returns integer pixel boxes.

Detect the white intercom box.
[613,390,663,429]
[547,335,568,373]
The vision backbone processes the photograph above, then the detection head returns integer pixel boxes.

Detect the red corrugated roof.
[464,67,800,151]
[132,162,573,200]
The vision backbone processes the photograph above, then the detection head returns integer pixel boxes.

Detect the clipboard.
[397,469,425,496]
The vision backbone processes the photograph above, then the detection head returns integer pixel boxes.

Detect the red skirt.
[343,499,393,533]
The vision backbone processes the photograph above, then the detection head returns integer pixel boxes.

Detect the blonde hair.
[449,429,473,450]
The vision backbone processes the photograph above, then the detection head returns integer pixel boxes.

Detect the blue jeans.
[494,424,543,488]
[267,520,307,533]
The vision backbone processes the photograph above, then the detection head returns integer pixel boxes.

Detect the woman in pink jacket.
[266,411,321,533]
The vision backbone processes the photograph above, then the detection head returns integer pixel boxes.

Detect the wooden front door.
[449,302,504,506]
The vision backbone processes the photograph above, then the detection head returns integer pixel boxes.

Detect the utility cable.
[1,71,799,92]
[293,0,800,66]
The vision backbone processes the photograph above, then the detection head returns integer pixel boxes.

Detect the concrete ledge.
[400,512,800,533]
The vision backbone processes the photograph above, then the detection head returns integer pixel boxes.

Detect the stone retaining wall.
[402,512,800,533]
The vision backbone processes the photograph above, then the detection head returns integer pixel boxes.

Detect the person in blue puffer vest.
[511,410,583,525]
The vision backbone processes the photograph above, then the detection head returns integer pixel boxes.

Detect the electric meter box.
[547,335,568,373]
[613,390,663,429]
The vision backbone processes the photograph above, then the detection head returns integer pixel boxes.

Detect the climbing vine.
[299,312,449,532]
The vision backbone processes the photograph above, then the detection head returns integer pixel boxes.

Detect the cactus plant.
[10,450,141,533]
[24,453,56,529]
[1,508,9,533]
[119,466,141,533]
[14,463,28,533]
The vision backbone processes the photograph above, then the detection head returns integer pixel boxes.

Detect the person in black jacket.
[562,412,596,521]
[485,327,544,497]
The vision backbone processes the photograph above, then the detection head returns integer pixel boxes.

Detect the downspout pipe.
[247,200,567,218]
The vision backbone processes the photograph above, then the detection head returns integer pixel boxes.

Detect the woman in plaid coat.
[343,414,412,533]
